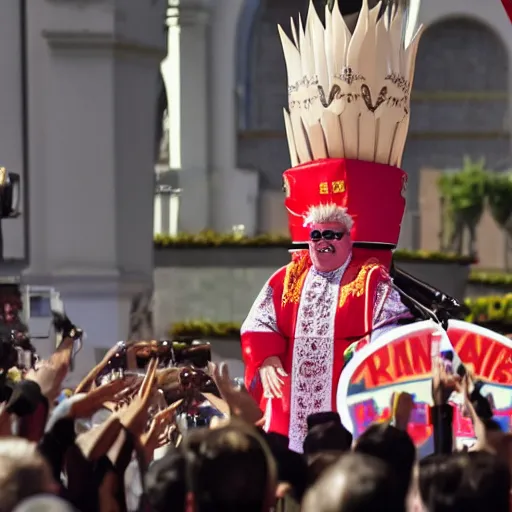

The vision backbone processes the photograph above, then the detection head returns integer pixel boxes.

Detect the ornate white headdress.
[279,0,423,169]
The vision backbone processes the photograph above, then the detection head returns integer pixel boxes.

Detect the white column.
[22,0,167,384]
[161,0,211,233]
[209,0,259,235]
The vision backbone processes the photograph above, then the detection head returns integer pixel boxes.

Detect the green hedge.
[155,232,290,248]
[154,232,475,263]
[170,320,242,339]
[468,270,512,287]
[463,294,512,325]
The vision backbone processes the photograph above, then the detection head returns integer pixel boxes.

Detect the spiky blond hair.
[304,203,354,230]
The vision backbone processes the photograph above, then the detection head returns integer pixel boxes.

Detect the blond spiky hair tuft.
[304,203,353,230]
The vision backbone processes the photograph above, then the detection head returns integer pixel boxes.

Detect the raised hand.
[392,391,414,431]
[75,342,125,393]
[140,399,182,462]
[25,358,69,403]
[67,379,127,419]
[212,362,263,424]
[116,358,158,437]
[432,359,460,406]
[75,415,122,461]
[259,356,287,399]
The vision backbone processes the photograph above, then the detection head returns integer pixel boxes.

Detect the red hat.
[283,158,407,246]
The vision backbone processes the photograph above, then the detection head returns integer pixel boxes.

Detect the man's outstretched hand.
[259,356,287,399]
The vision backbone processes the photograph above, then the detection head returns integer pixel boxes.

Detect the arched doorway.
[406,17,509,252]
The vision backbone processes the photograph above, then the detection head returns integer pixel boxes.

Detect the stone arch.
[414,16,508,97]
[404,16,509,249]
[235,0,261,131]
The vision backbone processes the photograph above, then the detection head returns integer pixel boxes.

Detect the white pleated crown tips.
[278,0,424,169]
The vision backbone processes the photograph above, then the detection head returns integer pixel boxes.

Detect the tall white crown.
[279,0,423,169]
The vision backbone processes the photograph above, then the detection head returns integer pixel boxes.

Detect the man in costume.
[241,0,424,452]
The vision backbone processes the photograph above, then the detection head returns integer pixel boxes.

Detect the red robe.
[241,250,409,452]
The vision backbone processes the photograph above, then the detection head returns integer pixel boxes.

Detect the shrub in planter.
[437,157,487,257]
[464,294,512,325]
[469,270,512,288]
[155,232,475,264]
[170,320,241,339]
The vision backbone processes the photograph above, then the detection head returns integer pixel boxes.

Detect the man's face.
[308,222,352,272]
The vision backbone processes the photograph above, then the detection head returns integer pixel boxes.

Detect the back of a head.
[262,432,308,501]
[302,452,405,512]
[303,421,353,457]
[13,496,74,512]
[306,451,343,488]
[354,423,415,499]
[419,451,510,512]
[0,438,55,512]
[189,423,275,512]
[144,449,186,512]
[307,412,342,430]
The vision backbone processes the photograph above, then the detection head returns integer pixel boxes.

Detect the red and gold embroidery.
[282,251,310,306]
[338,260,380,309]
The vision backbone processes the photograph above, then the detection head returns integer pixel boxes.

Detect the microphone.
[391,265,470,320]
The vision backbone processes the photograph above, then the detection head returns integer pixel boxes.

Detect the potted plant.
[438,157,488,258]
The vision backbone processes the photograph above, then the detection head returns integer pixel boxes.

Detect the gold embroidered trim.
[338,261,380,309]
[282,251,310,306]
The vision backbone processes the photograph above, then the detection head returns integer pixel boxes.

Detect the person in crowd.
[354,422,416,506]
[303,412,353,460]
[302,452,406,512]
[183,421,277,512]
[0,438,59,512]
[418,451,511,512]
[144,449,187,512]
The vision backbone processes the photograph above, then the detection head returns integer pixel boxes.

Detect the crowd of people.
[0,308,508,512]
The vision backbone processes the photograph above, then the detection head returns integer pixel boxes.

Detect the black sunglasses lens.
[322,230,335,240]
[310,230,322,241]
[334,232,344,240]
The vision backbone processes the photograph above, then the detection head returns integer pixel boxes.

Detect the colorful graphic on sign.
[337,320,512,457]
[338,321,444,458]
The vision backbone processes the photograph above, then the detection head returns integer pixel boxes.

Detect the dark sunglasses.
[310,229,345,241]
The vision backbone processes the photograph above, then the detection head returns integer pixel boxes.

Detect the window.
[29,296,51,318]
